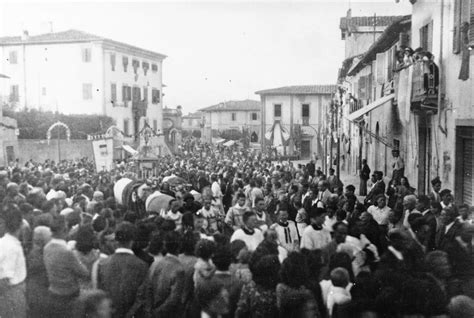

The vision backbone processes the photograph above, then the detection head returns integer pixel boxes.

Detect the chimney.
[21,30,29,41]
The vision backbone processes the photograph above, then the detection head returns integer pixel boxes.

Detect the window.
[152,89,160,104]
[419,21,433,52]
[251,112,258,121]
[231,113,236,121]
[122,85,132,102]
[110,53,116,71]
[9,51,17,64]
[82,83,92,100]
[132,86,141,101]
[132,59,140,74]
[153,119,157,131]
[123,56,129,72]
[152,64,158,72]
[142,62,149,75]
[123,119,129,136]
[143,87,148,102]
[274,104,282,117]
[302,104,310,126]
[9,85,19,102]
[42,87,47,96]
[82,48,91,62]
[111,83,117,102]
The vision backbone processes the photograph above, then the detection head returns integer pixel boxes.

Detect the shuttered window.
[111,83,117,102]
[453,0,462,53]
[420,21,433,52]
[470,0,474,46]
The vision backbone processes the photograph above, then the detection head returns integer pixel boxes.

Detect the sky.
[0,0,412,114]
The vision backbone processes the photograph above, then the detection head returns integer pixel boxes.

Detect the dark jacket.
[98,251,148,318]
[365,181,385,206]
[148,254,185,317]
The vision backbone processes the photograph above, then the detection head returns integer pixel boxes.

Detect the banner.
[92,138,114,172]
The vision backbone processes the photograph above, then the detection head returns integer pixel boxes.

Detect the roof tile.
[255,85,337,95]
[200,100,261,112]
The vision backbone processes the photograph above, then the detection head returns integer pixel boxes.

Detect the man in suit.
[365,171,385,207]
[148,230,185,317]
[428,177,442,205]
[359,159,371,196]
[98,222,148,318]
[418,195,437,251]
[43,215,89,318]
[436,207,474,298]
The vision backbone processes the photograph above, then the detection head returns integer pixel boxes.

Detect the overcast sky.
[0,0,411,114]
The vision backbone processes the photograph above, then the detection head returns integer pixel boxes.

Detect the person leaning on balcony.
[359,159,370,196]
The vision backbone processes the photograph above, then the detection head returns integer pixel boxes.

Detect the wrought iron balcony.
[411,60,439,113]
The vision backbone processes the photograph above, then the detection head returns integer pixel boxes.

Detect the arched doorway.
[250,132,258,143]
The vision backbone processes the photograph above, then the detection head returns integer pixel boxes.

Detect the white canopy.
[122,145,138,155]
[223,140,235,147]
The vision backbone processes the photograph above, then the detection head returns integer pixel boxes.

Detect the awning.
[223,140,235,147]
[346,93,395,121]
[0,73,10,79]
[122,145,138,155]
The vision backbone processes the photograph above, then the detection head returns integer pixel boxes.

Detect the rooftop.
[255,85,337,96]
[182,112,203,118]
[347,15,411,76]
[199,100,261,112]
[340,15,404,32]
[0,29,166,59]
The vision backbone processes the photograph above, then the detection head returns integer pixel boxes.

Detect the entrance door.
[418,123,432,195]
[301,140,311,159]
[6,146,14,163]
[455,126,474,205]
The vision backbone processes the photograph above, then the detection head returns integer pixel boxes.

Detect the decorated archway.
[46,121,71,162]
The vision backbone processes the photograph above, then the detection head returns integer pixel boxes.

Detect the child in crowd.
[326,267,352,317]
[193,239,217,287]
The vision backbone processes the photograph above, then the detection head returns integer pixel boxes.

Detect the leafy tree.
[2,108,115,139]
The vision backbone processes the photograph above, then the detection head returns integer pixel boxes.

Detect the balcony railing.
[411,60,439,113]
[132,100,147,117]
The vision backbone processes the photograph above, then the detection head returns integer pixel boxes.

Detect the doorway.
[301,140,311,159]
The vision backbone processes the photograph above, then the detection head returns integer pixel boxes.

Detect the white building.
[182,111,203,138]
[256,85,337,160]
[200,100,261,143]
[0,29,166,149]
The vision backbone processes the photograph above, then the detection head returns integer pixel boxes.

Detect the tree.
[2,108,115,139]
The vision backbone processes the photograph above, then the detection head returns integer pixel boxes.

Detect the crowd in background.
[0,142,473,318]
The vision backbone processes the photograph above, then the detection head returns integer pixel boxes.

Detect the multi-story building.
[256,85,337,160]
[0,74,18,167]
[200,100,261,143]
[337,15,411,180]
[337,1,474,204]
[0,29,168,153]
[162,105,182,153]
[182,111,203,138]
[404,0,474,204]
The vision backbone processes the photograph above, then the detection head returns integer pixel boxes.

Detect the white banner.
[92,139,114,172]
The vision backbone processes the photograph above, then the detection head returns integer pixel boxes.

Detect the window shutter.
[427,20,434,52]
[122,85,126,101]
[453,0,461,54]
[399,32,410,48]
[358,76,366,100]
[127,87,132,101]
[470,0,474,46]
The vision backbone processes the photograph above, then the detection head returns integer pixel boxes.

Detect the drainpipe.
[436,0,445,175]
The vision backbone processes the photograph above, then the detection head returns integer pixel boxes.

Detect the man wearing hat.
[429,177,442,204]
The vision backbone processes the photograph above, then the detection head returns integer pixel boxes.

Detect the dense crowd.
[0,141,473,318]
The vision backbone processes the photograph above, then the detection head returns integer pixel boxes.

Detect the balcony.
[411,61,439,113]
[302,117,309,126]
[132,100,147,118]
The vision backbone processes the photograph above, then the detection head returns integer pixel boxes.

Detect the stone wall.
[17,139,94,163]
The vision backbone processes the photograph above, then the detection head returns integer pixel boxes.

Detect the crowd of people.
[0,141,473,318]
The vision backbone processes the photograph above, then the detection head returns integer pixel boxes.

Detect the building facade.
[162,105,183,153]
[256,85,337,160]
[200,100,261,143]
[182,111,203,138]
[0,29,168,153]
[337,1,474,205]
[0,100,18,167]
